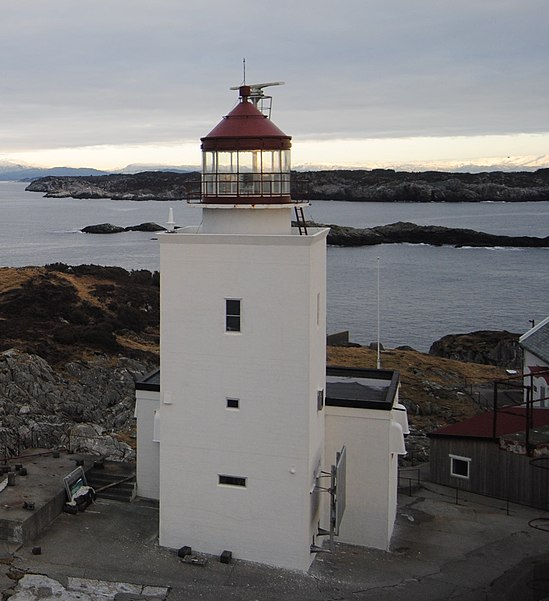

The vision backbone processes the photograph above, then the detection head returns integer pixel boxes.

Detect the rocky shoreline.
[80,218,549,248]
[325,221,549,248]
[26,168,549,202]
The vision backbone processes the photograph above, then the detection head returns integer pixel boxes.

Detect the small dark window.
[218,475,246,487]
[226,398,239,409]
[226,299,241,332]
[450,455,470,479]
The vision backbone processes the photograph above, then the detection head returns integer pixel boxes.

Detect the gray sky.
[1,0,548,169]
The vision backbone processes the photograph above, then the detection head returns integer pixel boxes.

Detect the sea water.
[1,181,547,350]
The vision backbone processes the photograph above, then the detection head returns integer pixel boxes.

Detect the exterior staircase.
[85,460,136,502]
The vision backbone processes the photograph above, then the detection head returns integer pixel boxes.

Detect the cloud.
[1,0,548,166]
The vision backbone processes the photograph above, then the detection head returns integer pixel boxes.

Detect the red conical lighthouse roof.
[201,86,291,151]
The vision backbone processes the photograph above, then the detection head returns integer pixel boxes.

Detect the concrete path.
[4,483,549,601]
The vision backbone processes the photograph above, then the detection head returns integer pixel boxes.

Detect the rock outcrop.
[81,223,126,234]
[0,349,152,459]
[297,168,549,202]
[26,168,549,202]
[0,265,160,459]
[26,171,200,200]
[429,330,522,368]
[81,222,165,234]
[82,219,548,247]
[325,221,549,248]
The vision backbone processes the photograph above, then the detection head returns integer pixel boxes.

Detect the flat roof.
[326,366,399,410]
[135,369,160,391]
[136,366,400,410]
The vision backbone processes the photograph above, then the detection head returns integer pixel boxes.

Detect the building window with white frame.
[450,454,471,479]
[225,299,241,332]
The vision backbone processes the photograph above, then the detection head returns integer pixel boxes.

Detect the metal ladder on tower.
[294,206,308,235]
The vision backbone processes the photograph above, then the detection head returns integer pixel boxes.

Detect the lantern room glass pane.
[202,147,291,199]
[262,150,280,173]
[203,151,215,173]
[281,150,291,172]
[203,174,216,195]
[281,173,290,194]
[238,151,260,173]
[217,152,236,173]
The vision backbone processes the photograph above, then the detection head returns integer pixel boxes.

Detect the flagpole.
[377,256,381,369]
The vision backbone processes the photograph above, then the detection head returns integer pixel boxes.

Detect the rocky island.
[81,222,166,234]
[80,218,549,248]
[26,168,549,202]
[325,221,549,247]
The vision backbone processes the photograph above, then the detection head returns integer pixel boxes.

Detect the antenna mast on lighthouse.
[230,80,285,119]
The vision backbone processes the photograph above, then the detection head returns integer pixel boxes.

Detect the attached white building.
[520,316,549,407]
[135,85,407,571]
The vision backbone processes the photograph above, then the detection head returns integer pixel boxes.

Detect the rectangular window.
[450,454,471,479]
[225,299,241,332]
[226,398,240,410]
[218,475,246,488]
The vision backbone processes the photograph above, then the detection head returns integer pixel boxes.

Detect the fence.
[397,467,421,496]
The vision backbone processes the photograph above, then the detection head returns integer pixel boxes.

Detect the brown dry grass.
[115,332,159,355]
[328,345,505,379]
[0,266,41,292]
[328,345,507,429]
[114,430,137,451]
[0,266,159,365]
[55,272,111,311]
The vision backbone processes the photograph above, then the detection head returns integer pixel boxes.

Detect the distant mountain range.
[294,154,549,174]
[0,161,197,181]
[2,154,549,182]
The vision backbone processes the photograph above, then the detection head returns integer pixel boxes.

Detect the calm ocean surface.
[1,181,547,351]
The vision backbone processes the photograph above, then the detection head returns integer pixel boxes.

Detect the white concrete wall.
[135,389,160,500]
[202,206,292,234]
[159,223,328,571]
[324,406,398,551]
[523,349,549,407]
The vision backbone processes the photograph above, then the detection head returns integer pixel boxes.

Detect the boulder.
[81,223,125,234]
[69,424,134,461]
[428,330,521,368]
[124,222,166,232]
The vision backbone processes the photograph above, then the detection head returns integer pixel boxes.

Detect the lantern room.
[201,85,292,204]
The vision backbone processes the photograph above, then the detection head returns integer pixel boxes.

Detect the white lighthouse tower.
[158,85,329,570]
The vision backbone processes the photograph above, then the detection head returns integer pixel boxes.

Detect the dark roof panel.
[135,369,160,391]
[429,407,549,439]
[520,316,549,364]
[326,366,399,410]
[201,100,291,151]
